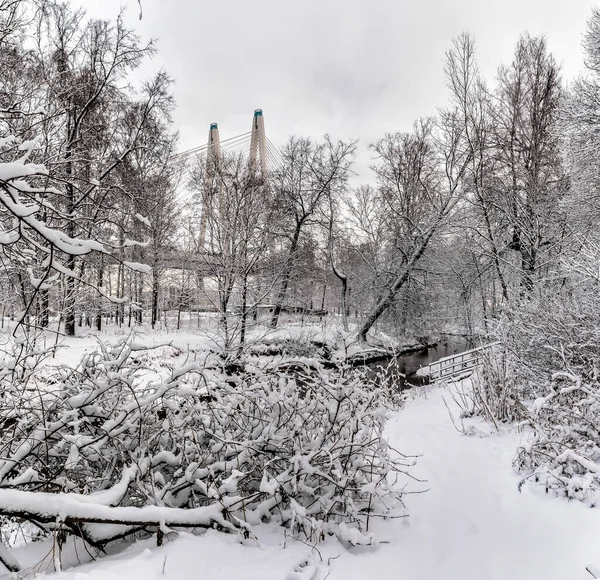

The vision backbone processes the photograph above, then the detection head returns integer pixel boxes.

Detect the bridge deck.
[427,342,500,381]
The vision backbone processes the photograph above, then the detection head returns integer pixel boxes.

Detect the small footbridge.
[426,342,500,382]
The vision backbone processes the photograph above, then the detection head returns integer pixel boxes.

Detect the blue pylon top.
[210,122,218,129]
[254,109,263,117]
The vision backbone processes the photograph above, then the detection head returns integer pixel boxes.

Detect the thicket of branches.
[0,334,414,571]
[0,0,177,340]
[508,287,600,502]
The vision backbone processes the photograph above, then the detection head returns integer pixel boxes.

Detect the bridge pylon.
[198,110,268,251]
[198,122,221,251]
[248,109,268,176]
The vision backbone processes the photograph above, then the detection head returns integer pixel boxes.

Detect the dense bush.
[495,290,600,502]
[0,334,413,569]
[468,341,527,425]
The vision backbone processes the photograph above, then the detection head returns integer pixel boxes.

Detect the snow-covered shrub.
[0,333,413,567]
[469,341,526,425]
[507,290,600,502]
[248,332,333,360]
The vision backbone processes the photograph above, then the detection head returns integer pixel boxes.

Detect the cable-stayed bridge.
[165,109,279,272]
[171,109,283,215]
[172,109,283,176]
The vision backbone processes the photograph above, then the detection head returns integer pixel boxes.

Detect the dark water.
[367,336,476,388]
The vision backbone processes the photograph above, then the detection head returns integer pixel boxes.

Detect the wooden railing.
[427,342,500,381]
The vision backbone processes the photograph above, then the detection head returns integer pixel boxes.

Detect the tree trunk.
[271,223,302,329]
[151,267,160,329]
[357,224,438,342]
[319,281,327,321]
[220,296,228,345]
[238,272,249,355]
[64,100,77,337]
[328,220,348,331]
[64,255,76,337]
[115,263,122,328]
[119,266,125,326]
[481,200,509,303]
[136,273,143,324]
[95,259,104,331]
[219,275,235,349]
[520,247,536,296]
[339,278,348,331]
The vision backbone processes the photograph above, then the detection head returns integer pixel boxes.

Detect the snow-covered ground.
[0,316,424,370]
[8,382,599,580]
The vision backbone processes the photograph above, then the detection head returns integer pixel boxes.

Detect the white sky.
[79,0,597,172]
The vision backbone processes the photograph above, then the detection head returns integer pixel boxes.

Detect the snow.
[17,139,40,152]
[123,239,149,247]
[134,213,151,227]
[0,184,107,255]
[0,488,234,540]
[0,135,15,147]
[366,385,600,580]
[10,382,600,580]
[0,228,18,245]
[0,161,47,180]
[556,449,600,474]
[260,472,279,495]
[22,530,311,580]
[123,261,152,274]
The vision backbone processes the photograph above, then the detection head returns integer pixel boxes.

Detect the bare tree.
[326,192,349,331]
[344,185,390,320]
[561,8,600,241]
[270,135,355,328]
[357,115,470,341]
[33,1,162,335]
[190,151,274,353]
[445,33,511,308]
[493,34,567,294]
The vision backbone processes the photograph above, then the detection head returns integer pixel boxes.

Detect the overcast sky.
[79,0,597,171]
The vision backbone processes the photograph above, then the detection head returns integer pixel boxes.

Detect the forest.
[1,0,600,578]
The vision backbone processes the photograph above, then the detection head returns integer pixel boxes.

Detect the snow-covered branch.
[0,333,414,562]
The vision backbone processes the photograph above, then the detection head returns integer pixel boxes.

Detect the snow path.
[10,385,600,580]
[341,385,600,580]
